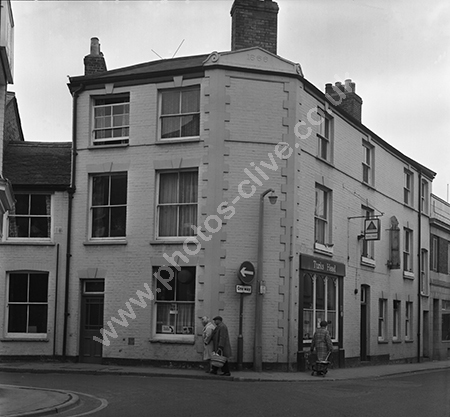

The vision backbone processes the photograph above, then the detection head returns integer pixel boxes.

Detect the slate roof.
[4,142,71,189]
[69,53,210,85]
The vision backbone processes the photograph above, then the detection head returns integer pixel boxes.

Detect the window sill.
[84,239,128,246]
[403,202,414,210]
[405,339,414,343]
[315,155,334,167]
[403,271,415,280]
[0,240,55,246]
[377,340,388,344]
[149,336,195,345]
[314,242,334,256]
[361,181,376,190]
[150,239,198,245]
[1,338,49,342]
[361,256,376,268]
[420,291,429,298]
[88,143,129,150]
[392,339,402,344]
[156,138,201,145]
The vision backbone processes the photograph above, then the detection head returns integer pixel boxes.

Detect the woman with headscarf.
[201,316,216,373]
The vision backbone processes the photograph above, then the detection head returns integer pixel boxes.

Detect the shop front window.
[303,273,337,341]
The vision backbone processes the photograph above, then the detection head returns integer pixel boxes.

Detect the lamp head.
[268,192,278,205]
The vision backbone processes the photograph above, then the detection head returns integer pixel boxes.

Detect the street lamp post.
[254,188,277,372]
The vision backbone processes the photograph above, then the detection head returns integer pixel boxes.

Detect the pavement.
[0,358,449,416]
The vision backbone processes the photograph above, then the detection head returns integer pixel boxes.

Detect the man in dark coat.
[211,316,232,376]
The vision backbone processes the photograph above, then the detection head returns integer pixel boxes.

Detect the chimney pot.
[90,37,101,56]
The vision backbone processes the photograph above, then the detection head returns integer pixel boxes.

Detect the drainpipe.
[62,84,84,359]
[417,170,422,363]
[53,244,60,356]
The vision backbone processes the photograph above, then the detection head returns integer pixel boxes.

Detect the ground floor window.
[405,301,413,341]
[442,300,450,341]
[393,300,401,340]
[7,272,49,337]
[153,266,196,335]
[302,273,337,340]
[378,298,387,341]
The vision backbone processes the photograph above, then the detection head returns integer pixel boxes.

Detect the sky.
[9,0,450,200]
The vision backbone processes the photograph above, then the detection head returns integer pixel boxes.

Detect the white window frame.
[314,185,332,252]
[421,249,429,295]
[431,235,439,271]
[393,300,401,341]
[378,298,387,341]
[5,193,52,241]
[316,109,332,162]
[92,94,130,146]
[6,272,49,339]
[404,170,413,206]
[152,266,196,342]
[89,172,128,239]
[302,273,338,342]
[405,301,413,341]
[362,141,374,186]
[158,86,200,141]
[156,169,198,240]
[421,179,429,214]
[403,228,413,273]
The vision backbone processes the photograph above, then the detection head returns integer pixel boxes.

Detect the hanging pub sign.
[364,218,381,241]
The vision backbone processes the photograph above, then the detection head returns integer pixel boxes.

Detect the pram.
[311,351,332,377]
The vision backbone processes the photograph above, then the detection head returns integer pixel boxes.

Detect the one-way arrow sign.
[238,261,255,285]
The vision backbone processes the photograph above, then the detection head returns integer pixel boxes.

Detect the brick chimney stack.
[84,37,107,76]
[325,79,363,122]
[231,0,279,55]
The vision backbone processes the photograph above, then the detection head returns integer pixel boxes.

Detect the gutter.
[62,84,84,358]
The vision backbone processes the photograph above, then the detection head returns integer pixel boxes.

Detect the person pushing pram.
[310,320,333,376]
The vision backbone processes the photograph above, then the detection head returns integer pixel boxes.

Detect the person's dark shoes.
[221,372,231,376]
[209,370,217,374]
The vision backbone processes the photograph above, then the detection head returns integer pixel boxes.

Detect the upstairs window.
[403,228,413,272]
[93,95,130,146]
[421,179,429,214]
[362,141,374,186]
[404,170,413,206]
[314,185,332,246]
[90,173,127,238]
[316,109,332,162]
[362,207,375,262]
[157,170,198,238]
[160,86,200,140]
[8,194,51,239]
[7,272,49,338]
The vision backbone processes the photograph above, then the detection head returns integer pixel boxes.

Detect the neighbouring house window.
[153,266,196,335]
[314,185,331,245]
[403,228,413,272]
[404,170,413,206]
[421,180,429,214]
[302,273,338,341]
[7,272,48,337]
[362,207,375,260]
[378,298,387,341]
[160,86,200,139]
[442,300,450,341]
[91,173,127,238]
[362,141,374,186]
[93,95,130,146]
[157,170,198,238]
[393,300,400,340]
[8,194,51,238]
[405,301,413,341]
[421,249,429,295]
[431,235,439,271]
[316,110,332,162]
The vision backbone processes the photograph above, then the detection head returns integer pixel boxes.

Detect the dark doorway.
[360,285,369,361]
[79,280,104,363]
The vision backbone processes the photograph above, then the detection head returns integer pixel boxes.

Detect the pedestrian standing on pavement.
[310,320,333,361]
[201,316,216,373]
[210,316,232,376]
